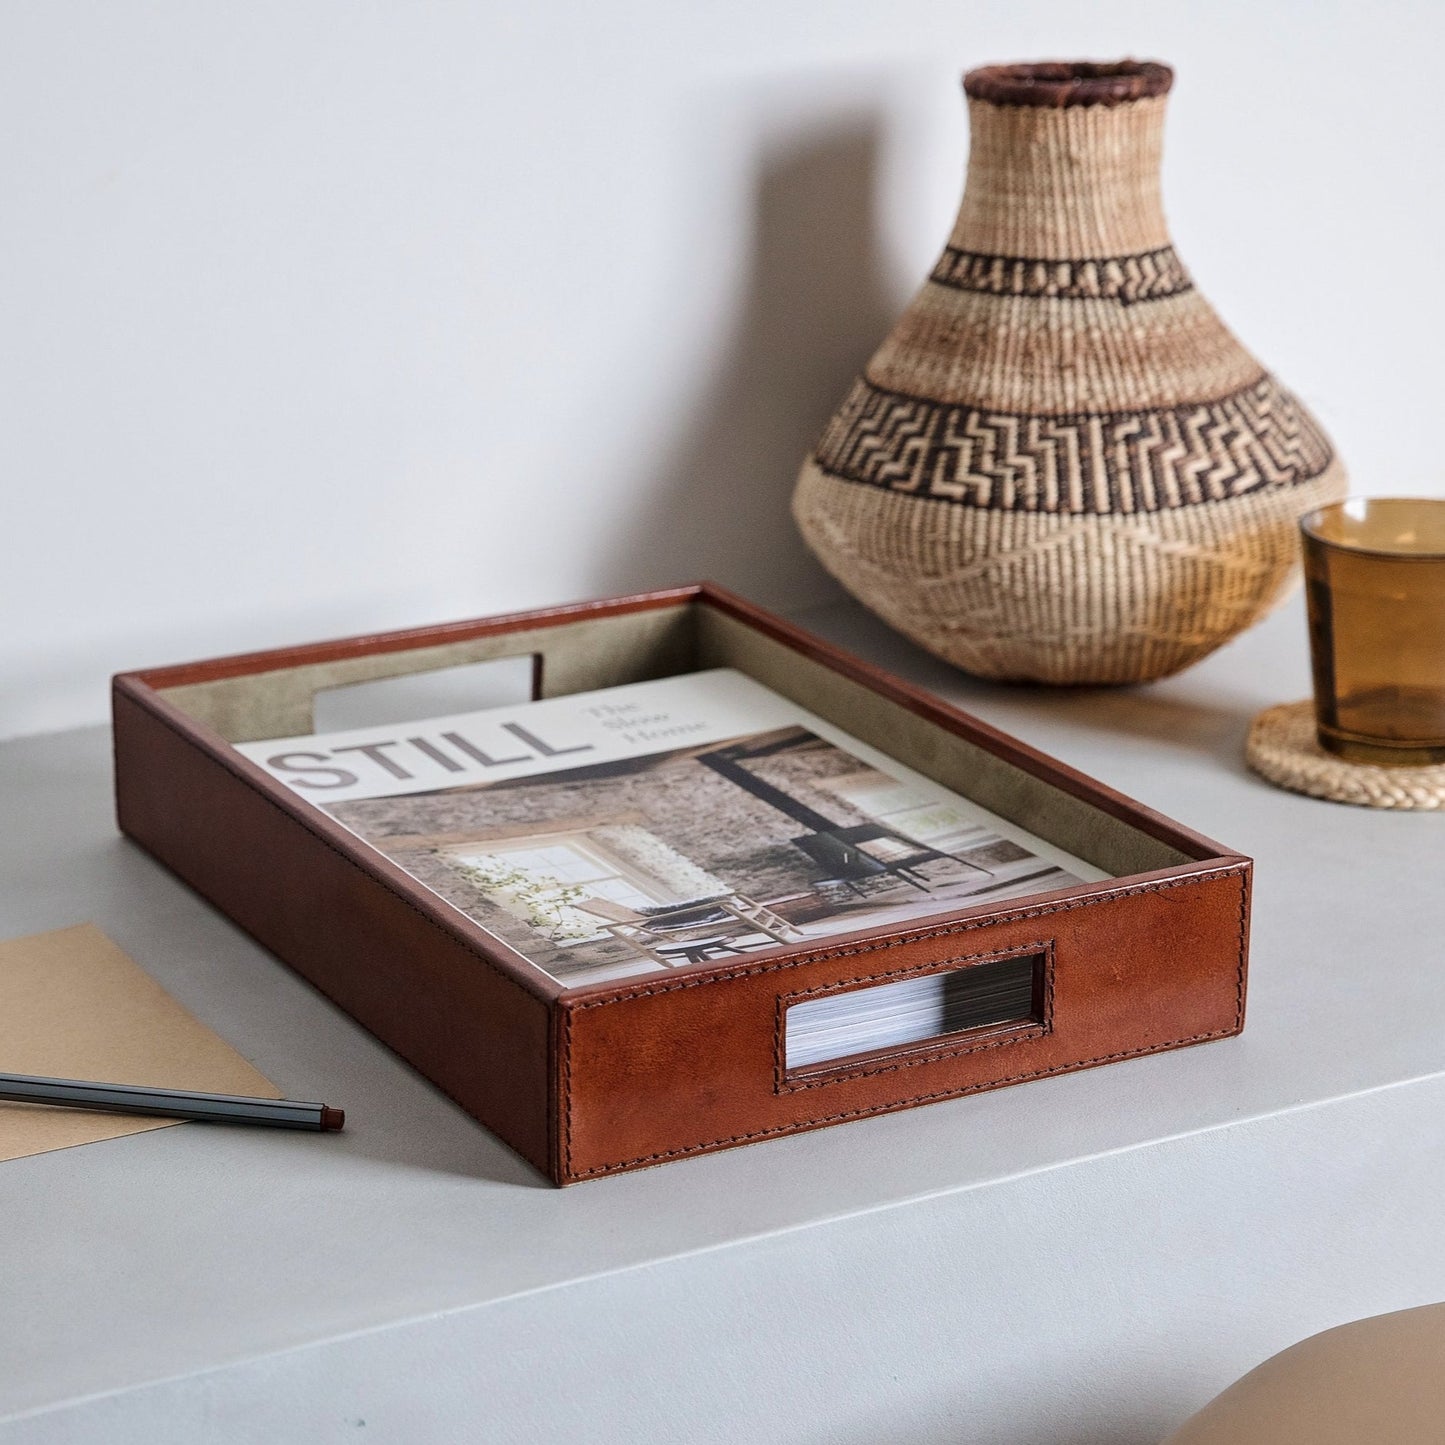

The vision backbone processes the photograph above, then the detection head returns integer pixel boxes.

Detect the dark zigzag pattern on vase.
[812,374,1334,514]
[930,245,1193,305]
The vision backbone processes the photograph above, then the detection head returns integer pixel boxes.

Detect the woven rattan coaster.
[1246,701,1445,809]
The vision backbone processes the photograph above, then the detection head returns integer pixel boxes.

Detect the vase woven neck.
[953,89,1170,259]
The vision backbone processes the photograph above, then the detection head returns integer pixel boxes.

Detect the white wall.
[3,0,1441,739]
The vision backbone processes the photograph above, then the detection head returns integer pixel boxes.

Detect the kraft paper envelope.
[0,923,280,1162]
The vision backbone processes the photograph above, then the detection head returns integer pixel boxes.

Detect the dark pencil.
[0,1072,344,1131]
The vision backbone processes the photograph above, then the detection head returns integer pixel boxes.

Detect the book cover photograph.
[238,670,1109,988]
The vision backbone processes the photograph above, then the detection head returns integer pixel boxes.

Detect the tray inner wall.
[153,600,1191,880]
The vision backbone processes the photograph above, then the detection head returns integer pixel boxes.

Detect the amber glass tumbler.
[1301,498,1445,766]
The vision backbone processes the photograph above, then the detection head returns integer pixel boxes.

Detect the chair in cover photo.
[574,893,802,967]
[791,825,990,895]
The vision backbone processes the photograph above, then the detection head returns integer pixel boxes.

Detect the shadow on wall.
[606,114,899,610]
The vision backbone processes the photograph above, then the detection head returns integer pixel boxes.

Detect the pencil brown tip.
[320,1106,345,1132]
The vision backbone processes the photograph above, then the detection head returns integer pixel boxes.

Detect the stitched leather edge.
[565,1025,1242,1180]
[568,866,1243,1007]
[560,866,1250,1180]
[771,941,1054,1092]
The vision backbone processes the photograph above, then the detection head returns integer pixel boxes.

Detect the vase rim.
[964,59,1173,108]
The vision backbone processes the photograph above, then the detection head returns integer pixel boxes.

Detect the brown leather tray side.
[555,860,1250,1182]
[113,679,556,1178]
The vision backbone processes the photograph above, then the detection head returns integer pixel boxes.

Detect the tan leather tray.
[112,584,1249,1184]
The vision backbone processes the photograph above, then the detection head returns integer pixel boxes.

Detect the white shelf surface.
[2,594,1443,1443]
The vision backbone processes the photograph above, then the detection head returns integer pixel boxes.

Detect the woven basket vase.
[794,60,1347,684]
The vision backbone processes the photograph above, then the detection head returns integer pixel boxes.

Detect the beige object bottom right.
[1161,1303,1445,1444]
[794,459,1347,685]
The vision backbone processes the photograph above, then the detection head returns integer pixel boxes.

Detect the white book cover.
[236,669,1108,991]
